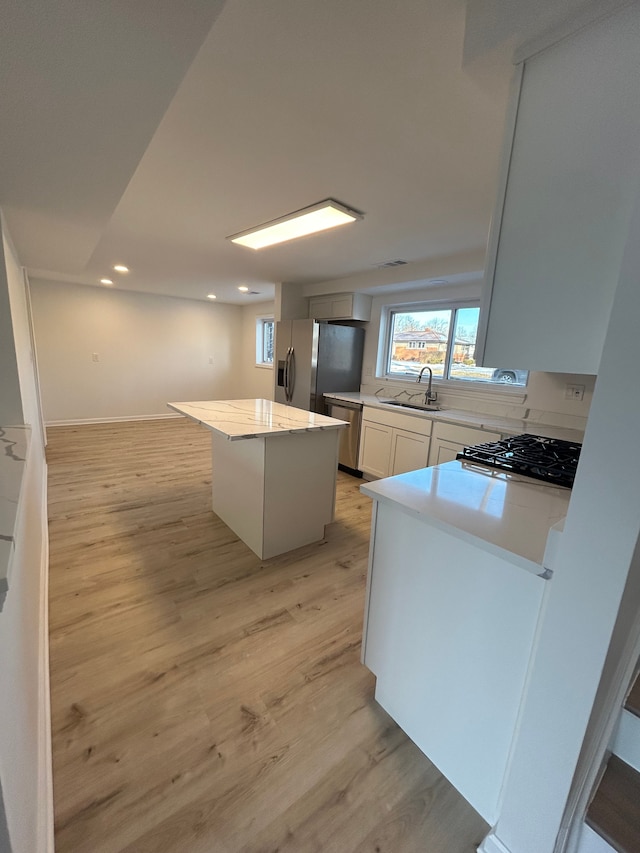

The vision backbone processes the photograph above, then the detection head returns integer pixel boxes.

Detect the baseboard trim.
[46,412,182,427]
[37,460,54,853]
[478,832,513,853]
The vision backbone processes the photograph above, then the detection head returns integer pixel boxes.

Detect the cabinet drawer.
[431,422,500,447]
[362,406,432,435]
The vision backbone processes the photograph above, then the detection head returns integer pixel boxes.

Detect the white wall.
[0,220,51,853]
[3,225,43,441]
[239,301,275,400]
[29,280,243,423]
[0,226,24,426]
[0,432,49,853]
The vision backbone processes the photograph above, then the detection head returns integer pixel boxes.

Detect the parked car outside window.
[491,369,528,385]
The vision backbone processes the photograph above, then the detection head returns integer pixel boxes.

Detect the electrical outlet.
[565,383,585,401]
[92,353,99,362]
[364,366,373,377]
[209,357,214,364]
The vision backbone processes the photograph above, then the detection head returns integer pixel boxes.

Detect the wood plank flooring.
[586,755,640,853]
[47,418,488,853]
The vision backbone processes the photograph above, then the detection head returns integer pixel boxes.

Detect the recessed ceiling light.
[100,278,113,285]
[238,286,249,292]
[113,264,129,273]
[228,199,363,250]
[207,294,216,299]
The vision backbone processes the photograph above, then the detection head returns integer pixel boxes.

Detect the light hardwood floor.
[47,418,488,853]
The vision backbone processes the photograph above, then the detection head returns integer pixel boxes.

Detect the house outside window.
[385,304,527,386]
[256,317,274,366]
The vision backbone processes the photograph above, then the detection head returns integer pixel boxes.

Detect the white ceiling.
[0,0,599,305]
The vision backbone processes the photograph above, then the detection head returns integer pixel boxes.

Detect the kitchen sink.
[382,400,441,412]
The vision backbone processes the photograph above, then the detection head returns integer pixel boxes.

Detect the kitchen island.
[168,399,347,559]
[360,461,570,822]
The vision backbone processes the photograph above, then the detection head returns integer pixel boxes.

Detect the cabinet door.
[364,502,545,823]
[428,437,462,467]
[477,6,640,374]
[428,424,501,467]
[390,428,430,476]
[359,421,392,479]
[309,292,372,321]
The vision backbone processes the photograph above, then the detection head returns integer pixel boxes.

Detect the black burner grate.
[456,433,581,488]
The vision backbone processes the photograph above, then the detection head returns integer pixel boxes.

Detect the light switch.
[92,353,99,362]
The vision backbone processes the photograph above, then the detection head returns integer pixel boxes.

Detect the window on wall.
[385,304,527,386]
[256,317,274,366]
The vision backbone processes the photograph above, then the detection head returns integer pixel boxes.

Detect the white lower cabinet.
[390,428,430,476]
[428,422,501,467]
[359,407,505,478]
[359,420,393,479]
[359,407,431,478]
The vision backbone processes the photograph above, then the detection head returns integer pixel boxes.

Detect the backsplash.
[360,370,595,433]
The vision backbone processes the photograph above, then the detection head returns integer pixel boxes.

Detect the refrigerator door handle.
[283,347,289,400]
[288,347,296,403]
[284,347,293,402]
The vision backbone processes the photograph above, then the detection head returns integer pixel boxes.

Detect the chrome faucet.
[417,365,438,405]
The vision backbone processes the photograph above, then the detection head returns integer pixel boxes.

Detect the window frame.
[380,299,528,390]
[255,316,274,368]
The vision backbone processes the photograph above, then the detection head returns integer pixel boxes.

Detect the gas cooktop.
[456,433,582,489]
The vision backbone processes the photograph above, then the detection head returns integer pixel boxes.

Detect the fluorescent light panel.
[228,199,362,250]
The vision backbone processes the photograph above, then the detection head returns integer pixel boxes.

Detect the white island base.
[168,400,346,560]
[211,428,340,559]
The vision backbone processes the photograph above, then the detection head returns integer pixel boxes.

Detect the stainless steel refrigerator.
[274,320,364,413]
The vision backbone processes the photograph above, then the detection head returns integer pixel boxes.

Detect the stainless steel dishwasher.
[327,400,363,476]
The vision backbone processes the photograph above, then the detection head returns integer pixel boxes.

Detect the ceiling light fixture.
[113,264,129,273]
[207,294,217,299]
[100,278,113,285]
[238,286,249,292]
[228,199,363,250]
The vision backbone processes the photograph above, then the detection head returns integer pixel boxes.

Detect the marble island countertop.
[361,460,571,575]
[0,425,30,605]
[324,391,584,443]
[168,399,348,440]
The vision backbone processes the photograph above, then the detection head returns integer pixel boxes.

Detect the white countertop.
[361,460,571,575]
[168,399,348,440]
[0,425,30,606]
[324,391,584,443]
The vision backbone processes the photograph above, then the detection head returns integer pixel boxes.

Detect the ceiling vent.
[376,259,408,268]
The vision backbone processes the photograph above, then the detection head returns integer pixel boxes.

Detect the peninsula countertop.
[168,399,348,440]
[360,460,571,574]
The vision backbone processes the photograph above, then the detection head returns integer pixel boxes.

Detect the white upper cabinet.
[476,5,640,375]
[308,292,371,322]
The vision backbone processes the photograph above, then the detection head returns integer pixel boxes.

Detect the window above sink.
[382,302,528,388]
